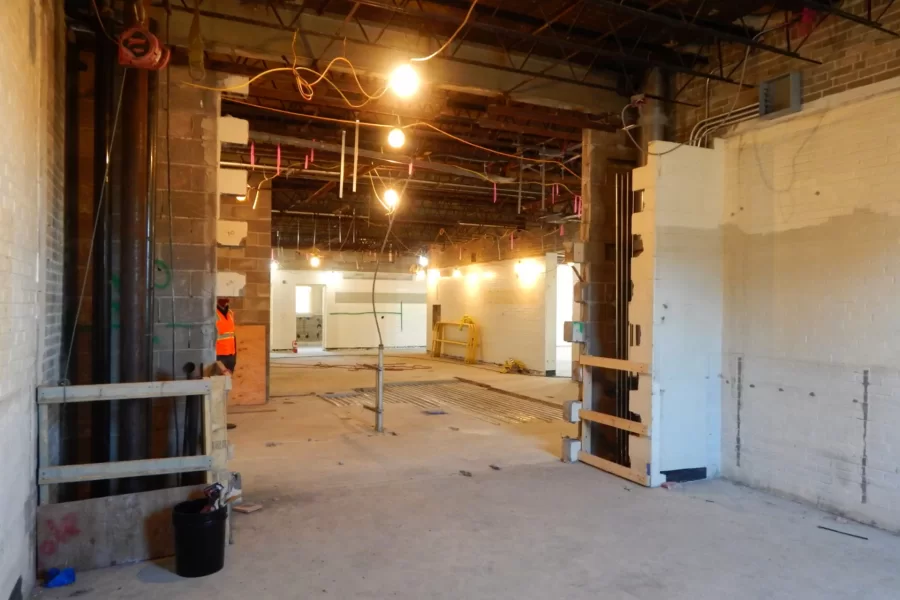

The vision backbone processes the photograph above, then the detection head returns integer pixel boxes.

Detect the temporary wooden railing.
[577,354,651,486]
[431,321,478,364]
[36,377,230,505]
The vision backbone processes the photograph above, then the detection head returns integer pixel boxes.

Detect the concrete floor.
[36,352,900,599]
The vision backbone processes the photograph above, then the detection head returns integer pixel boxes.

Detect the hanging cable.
[185,56,388,108]
[90,0,118,43]
[63,70,129,384]
[410,0,479,62]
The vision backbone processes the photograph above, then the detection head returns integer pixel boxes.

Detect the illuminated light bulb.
[566,261,575,267]
[418,255,429,267]
[384,188,400,210]
[387,128,406,148]
[415,269,426,281]
[270,260,279,272]
[389,64,419,98]
[236,195,246,202]
[427,269,441,281]
[309,255,321,268]
[452,268,462,278]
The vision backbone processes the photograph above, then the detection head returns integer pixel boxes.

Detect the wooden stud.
[37,379,212,404]
[578,451,649,486]
[579,354,651,375]
[579,409,649,436]
[38,456,213,485]
[38,404,50,505]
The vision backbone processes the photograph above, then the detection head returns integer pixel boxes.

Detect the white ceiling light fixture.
[389,64,419,98]
[387,128,406,149]
[418,255,429,267]
[309,255,321,268]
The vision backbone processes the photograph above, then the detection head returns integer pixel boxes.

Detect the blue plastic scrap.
[45,567,76,588]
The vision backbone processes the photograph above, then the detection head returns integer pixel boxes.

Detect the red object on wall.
[118,26,171,70]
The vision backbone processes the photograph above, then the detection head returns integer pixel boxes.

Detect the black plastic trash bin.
[172,498,227,578]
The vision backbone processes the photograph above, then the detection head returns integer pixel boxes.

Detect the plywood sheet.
[37,486,204,572]
[229,324,268,406]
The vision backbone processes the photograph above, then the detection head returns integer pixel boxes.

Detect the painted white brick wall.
[425,255,557,372]
[1,1,65,597]
[719,80,900,530]
[631,144,725,485]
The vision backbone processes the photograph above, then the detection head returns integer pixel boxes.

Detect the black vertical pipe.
[62,37,82,502]
[119,2,152,493]
[91,32,115,498]
[146,65,159,382]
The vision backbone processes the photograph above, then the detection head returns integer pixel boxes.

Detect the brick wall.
[217,175,272,327]
[718,81,900,530]
[674,0,900,139]
[153,66,219,379]
[0,1,65,598]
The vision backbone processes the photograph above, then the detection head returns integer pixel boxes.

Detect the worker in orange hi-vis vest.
[216,297,237,374]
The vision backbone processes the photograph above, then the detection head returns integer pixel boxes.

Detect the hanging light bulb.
[389,64,419,98]
[418,255,429,267]
[452,268,462,278]
[387,128,406,148]
[236,194,246,202]
[383,188,400,210]
[309,255,321,268]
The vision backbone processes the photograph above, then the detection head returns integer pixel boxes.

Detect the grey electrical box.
[759,71,802,119]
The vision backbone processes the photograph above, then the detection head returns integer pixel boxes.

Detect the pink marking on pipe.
[250,142,255,166]
[560,225,564,236]
[409,161,414,177]
[304,154,309,170]
[276,144,282,175]
[493,182,497,204]
[310,146,315,163]
[510,233,514,249]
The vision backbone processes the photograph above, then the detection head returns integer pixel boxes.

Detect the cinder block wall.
[674,0,900,138]
[217,177,271,327]
[718,81,900,530]
[631,144,726,485]
[0,1,65,598]
[153,66,219,379]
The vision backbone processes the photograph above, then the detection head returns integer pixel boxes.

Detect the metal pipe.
[352,120,359,192]
[145,67,159,382]
[376,344,384,432]
[90,33,116,499]
[689,104,759,146]
[119,1,152,492]
[339,129,346,198]
[63,35,83,501]
[692,108,760,146]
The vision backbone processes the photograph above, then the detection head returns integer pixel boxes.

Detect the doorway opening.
[555,263,574,378]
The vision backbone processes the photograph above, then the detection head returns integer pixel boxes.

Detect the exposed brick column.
[153,66,219,380]
[577,129,635,459]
